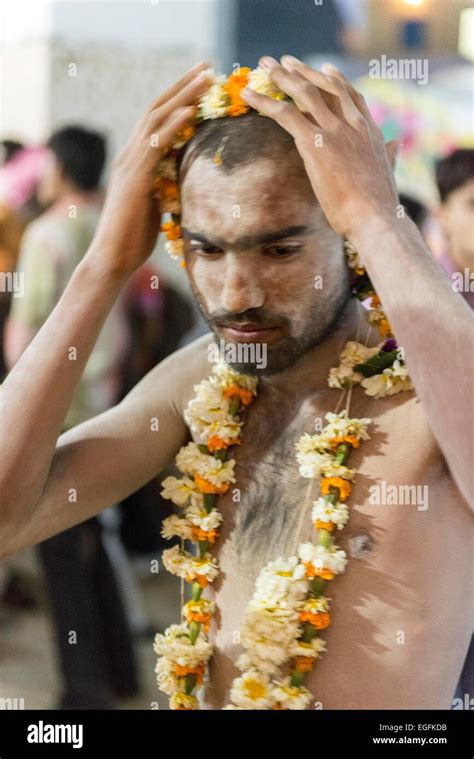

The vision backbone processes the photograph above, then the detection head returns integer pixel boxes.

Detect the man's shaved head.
[179,111,350,376]
[179,110,304,179]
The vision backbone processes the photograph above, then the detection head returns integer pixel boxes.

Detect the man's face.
[438,178,474,268]
[180,154,350,375]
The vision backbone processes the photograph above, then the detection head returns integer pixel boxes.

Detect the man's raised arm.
[243,57,474,511]
[0,63,212,553]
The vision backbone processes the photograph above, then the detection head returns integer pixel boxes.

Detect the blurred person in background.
[3,126,138,709]
[434,149,474,703]
[0,140,46,611]
[434,149,474,309]
[398,192,427,232]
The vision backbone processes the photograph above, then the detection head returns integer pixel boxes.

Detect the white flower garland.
[154,356,381,710]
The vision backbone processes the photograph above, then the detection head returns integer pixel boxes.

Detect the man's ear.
[385,140,399,170]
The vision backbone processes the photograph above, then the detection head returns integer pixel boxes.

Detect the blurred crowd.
[0,127,198,708]
[0,116,472,708]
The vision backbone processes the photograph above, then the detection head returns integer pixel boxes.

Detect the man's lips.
[218,322,283,343]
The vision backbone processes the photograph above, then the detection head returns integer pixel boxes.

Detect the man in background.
[435,148,474,309]
[434,148,474,704]
[4,126,137,709]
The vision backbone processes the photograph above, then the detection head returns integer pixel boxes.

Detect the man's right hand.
[92,61,212,276]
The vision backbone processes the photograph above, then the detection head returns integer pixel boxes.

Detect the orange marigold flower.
[315,520,335,532]
[207,435,241,452]
[223,384,254,406]
[186,573,208,588]
[227,100,249,117]
[303,562,335,581]
[186,611,212,633]
[160,221,182,240]
[190,526,219,544]
[174,663,205,684]
[320,477,352,502]
[299,610,331,630]
[176,124,195,143]
[378,319,392,337]
[370,294,381,308]
[224,67,251,117]
[154,177,179,202]
[328,435,360,450]
[194,474,230,495]
[294,656,315,673]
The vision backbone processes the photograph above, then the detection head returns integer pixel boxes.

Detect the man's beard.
[190,279,352,376]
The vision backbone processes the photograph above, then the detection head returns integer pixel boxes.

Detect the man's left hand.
[242,56,399,240]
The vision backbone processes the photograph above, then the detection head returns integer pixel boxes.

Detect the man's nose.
[220,254,265,313]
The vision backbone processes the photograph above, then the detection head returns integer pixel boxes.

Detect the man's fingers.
[258,60,338,130]
[241,87,315,142]
[145,61,209,114]
[320,63,375,125]
[280,56,367,131]
[147,70,212,131]
[385,139,399,170]
[153,106,197,155]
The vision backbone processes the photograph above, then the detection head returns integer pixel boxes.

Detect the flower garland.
[329,241,413,398]
[153,66,414,709]
[154,363,258,709]
[154,362,375,709]
[223,410,373,710]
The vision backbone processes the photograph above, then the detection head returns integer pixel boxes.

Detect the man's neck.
[260,299,374,395]
[50,189,102,214]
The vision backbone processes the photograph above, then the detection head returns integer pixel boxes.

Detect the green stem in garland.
[301,622,318,643]
[188,621,201,644]
[191,582,202,601]
[203,493,217,512]
[184,674,197,694]
[334,443,349,464]
[318,528,332,548]
[228,397,240,416]
[289,671,306,688]
[310,576,326,597]
[198,540,208,555]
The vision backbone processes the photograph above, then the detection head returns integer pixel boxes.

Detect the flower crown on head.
[155,66,287,266]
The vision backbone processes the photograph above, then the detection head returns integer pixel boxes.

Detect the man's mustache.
[206,308,289,330]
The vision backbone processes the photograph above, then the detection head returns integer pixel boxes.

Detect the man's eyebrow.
[180,225,316,250]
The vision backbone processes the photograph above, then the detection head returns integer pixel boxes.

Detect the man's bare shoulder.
[126,330,215,419]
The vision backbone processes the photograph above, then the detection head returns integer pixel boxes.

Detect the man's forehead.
[180,155,319,237]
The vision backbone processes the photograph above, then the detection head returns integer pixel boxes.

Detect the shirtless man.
[1,57,473,710]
